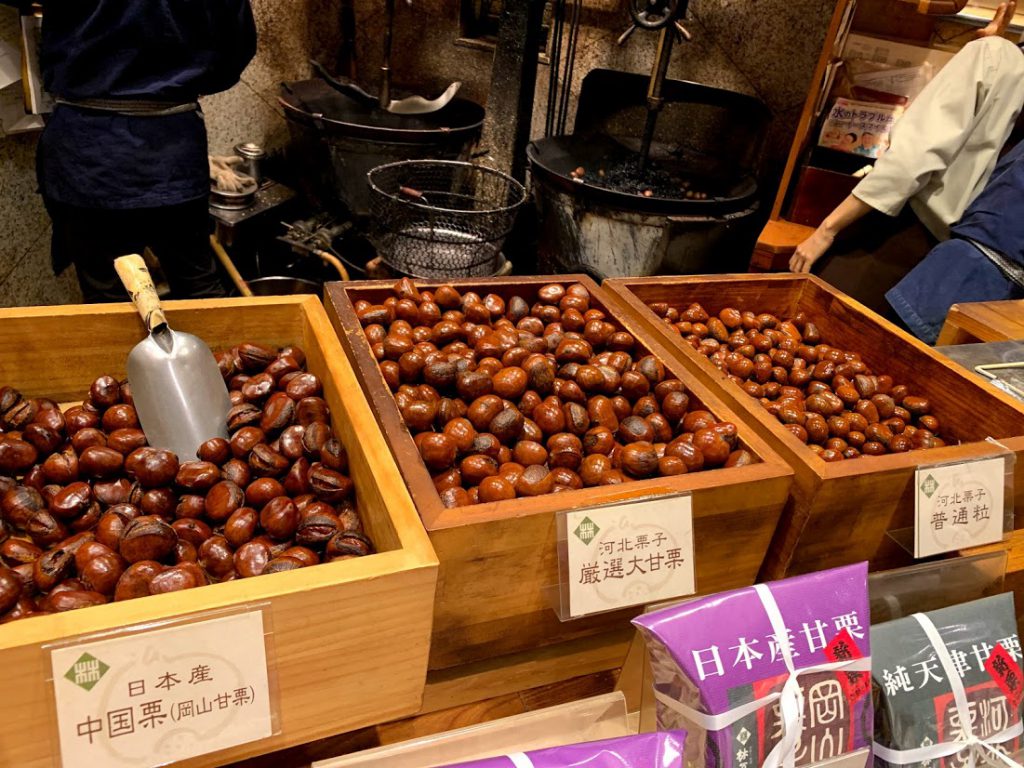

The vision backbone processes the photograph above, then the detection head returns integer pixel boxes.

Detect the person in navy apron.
[6,1,256,302]
[887,138,1024,343]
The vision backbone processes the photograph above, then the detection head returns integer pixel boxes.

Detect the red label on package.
[984,642,1023,710]
[825,628,870,702]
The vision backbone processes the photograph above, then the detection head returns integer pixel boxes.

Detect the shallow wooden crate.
[0,297,438,768]
[325,276,793,671]
[603,274,1024,579]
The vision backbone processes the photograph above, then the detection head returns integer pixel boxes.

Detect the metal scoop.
[114,254,231,461]
[310,59,461,116]
[386,83,462,115]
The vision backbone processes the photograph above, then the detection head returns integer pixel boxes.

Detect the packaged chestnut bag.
[872,593,1023,768]
[633,562,871,768]
[435,730,687,767]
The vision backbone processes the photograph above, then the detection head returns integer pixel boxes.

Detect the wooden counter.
[938,300,1024,346]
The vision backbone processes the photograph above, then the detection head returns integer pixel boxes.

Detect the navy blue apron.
[33,0,256,211]
[887,140,1024,343]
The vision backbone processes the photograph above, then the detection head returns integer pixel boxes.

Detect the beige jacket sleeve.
[852,36,1024,239]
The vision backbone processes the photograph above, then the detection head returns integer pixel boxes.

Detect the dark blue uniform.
[887,139,1024,344]
[21,1,256,301]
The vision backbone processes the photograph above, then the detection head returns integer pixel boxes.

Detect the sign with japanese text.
[879,635,1022,700]
[50,611,273,768]
[914,456,1006,558]
[985,642,1024,710]
[564,493,695,618]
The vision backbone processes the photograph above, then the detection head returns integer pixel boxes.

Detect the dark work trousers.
[814,206,934,329]
[44,197,227,303]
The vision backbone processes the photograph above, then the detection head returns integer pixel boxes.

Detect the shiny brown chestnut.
[149,563,207,594]
[196,436,231,465]
[125,447,180,488]
[204,480,245,523]
[119,516,177,563]
[198,536,235,579]
[260,496,300,541]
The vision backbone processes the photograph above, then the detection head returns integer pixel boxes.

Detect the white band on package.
[506,753,534,768]
[654,583,871,768]
[872,612,1023,768]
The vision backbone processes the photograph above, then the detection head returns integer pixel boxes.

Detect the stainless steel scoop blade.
[114,254,231,461]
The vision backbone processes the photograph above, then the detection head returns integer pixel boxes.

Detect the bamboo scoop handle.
[114,254,168,332]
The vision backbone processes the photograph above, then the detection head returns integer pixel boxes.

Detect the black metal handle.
[309,59,378,108]
[561,261,608,284]
[628,0,685,29]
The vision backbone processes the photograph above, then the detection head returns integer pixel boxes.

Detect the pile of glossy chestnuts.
[357,279,750,508]
[647,301,946,461]
[0,342,371,623]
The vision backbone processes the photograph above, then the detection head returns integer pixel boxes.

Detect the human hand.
[978,0,1016,38]
[789,226,835,273]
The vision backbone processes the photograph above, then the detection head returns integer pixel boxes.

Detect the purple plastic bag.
[436,730,687,767]
[633,563,871,768]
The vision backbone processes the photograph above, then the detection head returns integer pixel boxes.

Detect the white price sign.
[565,494,695,618]
[914,456,1007,558]
[50,611,274,768]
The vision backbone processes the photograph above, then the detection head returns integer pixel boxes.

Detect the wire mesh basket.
[367,160,527,279]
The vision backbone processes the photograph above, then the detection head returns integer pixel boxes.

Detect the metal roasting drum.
[280,79,485,218]
[527,0,770,277]
[527,70,770,277]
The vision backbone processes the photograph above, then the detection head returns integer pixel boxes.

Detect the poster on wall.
[818,97,905,159]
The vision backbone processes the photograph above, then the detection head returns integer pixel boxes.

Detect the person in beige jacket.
[790,3,1024,275]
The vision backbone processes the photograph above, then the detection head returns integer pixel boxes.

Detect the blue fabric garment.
[34,1,256,208]
[39,1,256,101]
[39,108,211,209]
[951,138,1024,260]
[885,140,1024,344]
[886,238,1023,344]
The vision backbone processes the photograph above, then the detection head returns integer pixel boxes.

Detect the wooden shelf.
[753,0,999,272]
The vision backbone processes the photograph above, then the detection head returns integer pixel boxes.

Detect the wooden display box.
[603,274,1024,579]
[325,276,793,671]
[0,297,439,768]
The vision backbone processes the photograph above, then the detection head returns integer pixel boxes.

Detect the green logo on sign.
[574,516,599,545]
[64,652,109,692]
[920,474,939,498]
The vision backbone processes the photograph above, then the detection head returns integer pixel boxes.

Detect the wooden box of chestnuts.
[603,273,1024,579]
[0,297,438,768]
[325,276,793,671]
